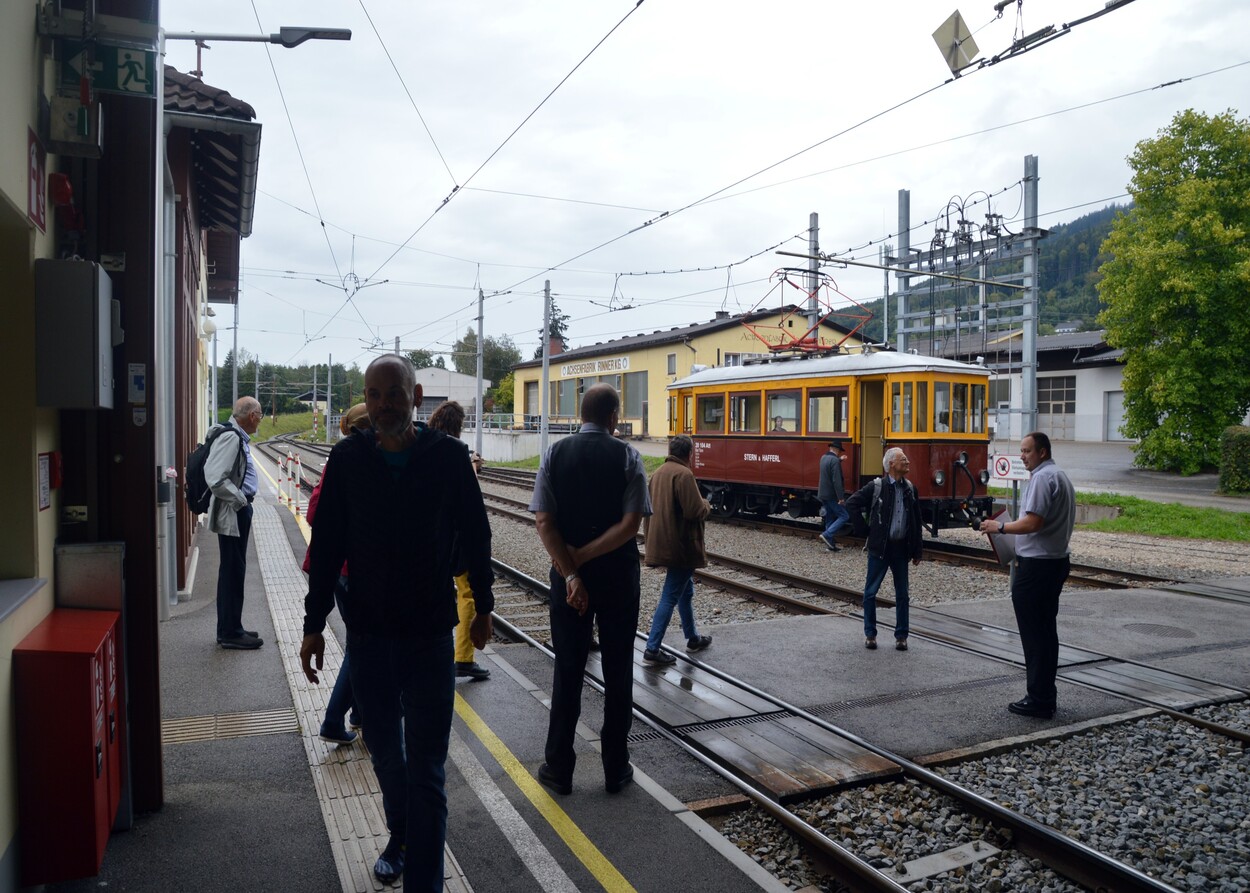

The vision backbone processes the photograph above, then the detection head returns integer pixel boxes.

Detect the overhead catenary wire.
[247,0,341,284]
[365,0,651,282]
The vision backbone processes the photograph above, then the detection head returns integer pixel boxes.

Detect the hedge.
[1219,426,1250,494]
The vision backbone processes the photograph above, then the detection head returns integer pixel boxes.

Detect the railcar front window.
[683,395,693,434]
[935,381,951,433]
[970,383,987,433]
[916,381,928,433]
[891,382,915,433]
[730,392,761,433]
[696,395,725,434]
[807,388,849,435]
[951,382,969,433]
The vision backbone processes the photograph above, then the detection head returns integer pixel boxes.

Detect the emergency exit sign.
[61,42,157,97]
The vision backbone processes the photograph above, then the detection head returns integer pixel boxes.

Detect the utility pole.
[255,355,260,399]
[312,365,318,440]
[231,300,239,405]
[896,189,911,352]
[540,280,551,456]
[475,287,485,457]
[806,212,820,340]
[1021,154,1040,437]
[327,354,333,439]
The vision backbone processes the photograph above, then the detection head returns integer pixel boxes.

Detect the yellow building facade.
[511,307,863,438]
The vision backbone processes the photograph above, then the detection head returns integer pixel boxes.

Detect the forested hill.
[846,203,1127,343]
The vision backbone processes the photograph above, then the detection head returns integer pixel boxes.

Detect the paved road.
[630,437,1248,513]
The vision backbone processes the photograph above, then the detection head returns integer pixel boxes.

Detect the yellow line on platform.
[454,694,636,893]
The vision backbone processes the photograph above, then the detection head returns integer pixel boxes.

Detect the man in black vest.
[528,384,650,795]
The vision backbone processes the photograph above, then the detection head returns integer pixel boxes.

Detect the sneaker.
[895,638,908,651]
[819,532,839,551]
[865,637,877,650]
[319,726,357,746]
[643,648,676,665]
[373,837,405,884]
[455,661,491,681]
[686,635,712,652]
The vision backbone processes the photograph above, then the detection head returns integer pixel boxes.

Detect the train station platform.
[44,486,786,893]
[41,455,1250,893]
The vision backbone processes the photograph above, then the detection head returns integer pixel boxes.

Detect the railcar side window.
[916,382,928,433]
[807,388,848,434]
[695,395,725,434]
[766,390,800,433]
[729,392,761,433]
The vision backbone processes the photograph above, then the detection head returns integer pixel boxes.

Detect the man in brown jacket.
[642,435,713,664]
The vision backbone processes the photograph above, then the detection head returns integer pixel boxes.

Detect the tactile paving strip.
[251,500,470,893]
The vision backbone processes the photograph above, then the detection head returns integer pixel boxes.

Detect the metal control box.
[34,259,115,408]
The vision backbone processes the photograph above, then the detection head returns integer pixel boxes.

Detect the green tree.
[532,300,571,359]
[405,349,444,369]
[1097,109,1250,474]
[494,371,515,413]
[452,329,522,386]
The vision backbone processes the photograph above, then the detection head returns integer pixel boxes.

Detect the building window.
[1038,376,1076,415]
[624,370,647,417]
[667,353,676,375]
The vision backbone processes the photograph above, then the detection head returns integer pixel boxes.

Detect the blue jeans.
[322,578,357,734]
[645,567,697,652]
[348,631,454,893]
[862,541,910,640]
[822,500,850,539]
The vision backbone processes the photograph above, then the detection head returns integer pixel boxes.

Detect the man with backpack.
[206,396,264,650]
[845,447,923,651]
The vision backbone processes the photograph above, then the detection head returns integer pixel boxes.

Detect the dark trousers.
[1011,555,1070,707]
[348,631,454,893]
[215,503,253,640]
[545,559,640,781]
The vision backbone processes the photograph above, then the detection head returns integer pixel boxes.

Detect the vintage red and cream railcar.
[666,350,995,534]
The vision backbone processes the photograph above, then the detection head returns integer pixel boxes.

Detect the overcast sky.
[160,0,1249,373]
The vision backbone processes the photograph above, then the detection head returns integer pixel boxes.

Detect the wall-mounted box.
[35,259,115,409]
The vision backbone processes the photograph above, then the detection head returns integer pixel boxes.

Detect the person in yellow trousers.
[427,400,491,680]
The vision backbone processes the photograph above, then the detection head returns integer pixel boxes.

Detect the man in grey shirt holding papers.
[979,432,1075,719]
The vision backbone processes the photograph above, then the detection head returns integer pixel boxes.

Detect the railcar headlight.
[979,469,991,484]
[955,451,969,467]
[933,469,946,486]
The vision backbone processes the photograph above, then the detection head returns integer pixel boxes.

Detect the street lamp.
[164,27,352,47]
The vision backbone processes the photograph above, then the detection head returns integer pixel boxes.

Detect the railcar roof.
[668,350,989,390]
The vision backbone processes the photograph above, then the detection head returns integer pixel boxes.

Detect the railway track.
[488,557,1211,893]
[479,466,1173,589]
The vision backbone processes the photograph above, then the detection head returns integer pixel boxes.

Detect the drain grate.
[807,673,1021,718]
[627,710,794,744]
[162,708,300,745]
[1122,622,1196,639]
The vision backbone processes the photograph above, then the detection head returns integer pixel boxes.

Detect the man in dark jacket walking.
[299,354,494,892]
[642,435,712,664]
[528,384,650,797]
[817,440,849,552]
[845,447,923,651]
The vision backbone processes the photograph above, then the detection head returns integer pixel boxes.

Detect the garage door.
[1104,390,1130,441]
